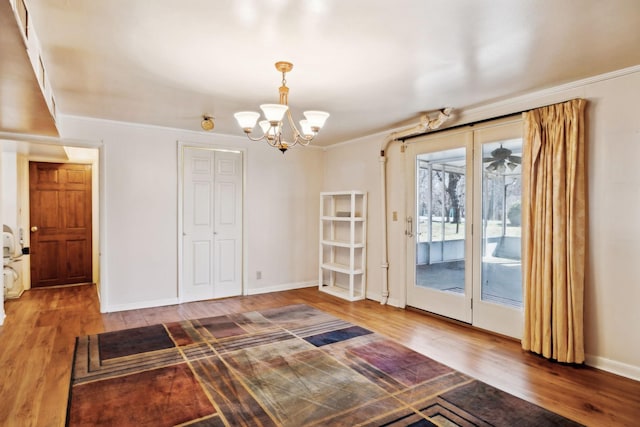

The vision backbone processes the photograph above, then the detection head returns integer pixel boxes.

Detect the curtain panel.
[521,99,587,363]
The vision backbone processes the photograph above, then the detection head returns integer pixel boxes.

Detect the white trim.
[323,130,390,151]
[322,64,640,151]
[457,65,640,123]
[60,113,246,139]
[385,296,405,308]
[99,142,108,312]
[104,297,180,313]
[585,354,640,382]
[365,291,406,308]
[0,130,102,148]
[244,281,316,296]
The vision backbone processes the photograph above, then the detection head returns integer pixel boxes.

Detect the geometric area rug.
[66,304,583,426]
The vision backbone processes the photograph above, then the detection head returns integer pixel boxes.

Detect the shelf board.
[321,262,363,275]
[321,216,365,221]
[321,240,364,248]
[319,285,365,302]
[320,191,366,196]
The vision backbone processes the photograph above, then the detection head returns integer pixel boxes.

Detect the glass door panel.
[406,131,473,323]
[472,122,524,338]
[417,148,466,293]
[481,141,523,308]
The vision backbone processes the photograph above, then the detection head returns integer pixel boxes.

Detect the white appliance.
[3,225,24,299]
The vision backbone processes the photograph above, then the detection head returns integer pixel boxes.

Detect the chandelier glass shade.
[234,62,329,153]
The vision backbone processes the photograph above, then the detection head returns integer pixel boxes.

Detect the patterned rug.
[66,304,582,426]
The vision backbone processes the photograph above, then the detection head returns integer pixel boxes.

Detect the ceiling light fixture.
[201,115,215,131]
[234,61,329,153]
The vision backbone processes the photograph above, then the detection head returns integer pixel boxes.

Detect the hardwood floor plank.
[0,284,638,426]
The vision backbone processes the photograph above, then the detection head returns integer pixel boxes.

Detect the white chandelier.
[234,61,329,153]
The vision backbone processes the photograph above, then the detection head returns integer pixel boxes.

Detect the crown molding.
[324,64,640,151]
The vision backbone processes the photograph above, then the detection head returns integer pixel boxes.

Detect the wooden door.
[29,162,92,287]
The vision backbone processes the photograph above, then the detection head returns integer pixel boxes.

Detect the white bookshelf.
[318,191,367,301]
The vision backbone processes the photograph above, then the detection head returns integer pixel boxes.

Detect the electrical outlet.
[256,271,262,280]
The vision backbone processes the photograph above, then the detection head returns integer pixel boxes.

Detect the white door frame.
[177,141,247,302]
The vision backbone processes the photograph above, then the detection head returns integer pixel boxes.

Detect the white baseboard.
[101,281,317,312]
[245,281,317,296]
[102,297,180,313]
[384,297,405,308]
[585,353,640,382]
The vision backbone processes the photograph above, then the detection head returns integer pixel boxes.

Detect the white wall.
[322,67,640,380]
[59,116,323,311]
[245,142,322,293]
[3,152,28,296]
[1,152,17,229]
[584,71,640,378]
[322,136,385,301]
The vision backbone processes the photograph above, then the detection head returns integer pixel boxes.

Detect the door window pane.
[481,140,523,307]
[416,147,466,294]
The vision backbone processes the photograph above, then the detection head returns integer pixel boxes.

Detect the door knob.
[31,226,38,232]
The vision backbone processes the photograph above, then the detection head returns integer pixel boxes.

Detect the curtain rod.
[400,98,582,142]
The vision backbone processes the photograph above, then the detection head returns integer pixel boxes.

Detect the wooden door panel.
[35,240,60,281]
[66,169,87,184]
[66,240,90,279]
[35,168,59,186]
[38,191,60,228]
[65,191,88,228]
[30,162,92,287]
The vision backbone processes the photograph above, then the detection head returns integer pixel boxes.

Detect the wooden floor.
[0,285,638,426]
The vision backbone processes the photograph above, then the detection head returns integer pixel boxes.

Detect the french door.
[405,119,524,338]
[405,132,473,322]
[181,146,243,302]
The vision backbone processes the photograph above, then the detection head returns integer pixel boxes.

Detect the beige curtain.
[521,99,587,363]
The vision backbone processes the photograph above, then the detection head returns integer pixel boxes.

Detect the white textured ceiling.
[8,0,640,145]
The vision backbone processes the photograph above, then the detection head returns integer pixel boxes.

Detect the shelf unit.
[318,191,367,301]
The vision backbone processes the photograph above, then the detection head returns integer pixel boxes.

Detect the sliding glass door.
[406,120,523,338]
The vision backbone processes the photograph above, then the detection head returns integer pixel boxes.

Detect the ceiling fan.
[484,144,521,172]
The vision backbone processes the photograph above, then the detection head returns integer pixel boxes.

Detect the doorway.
[180,146,243,302]
[29,162,93,287]
[405,119,524,338]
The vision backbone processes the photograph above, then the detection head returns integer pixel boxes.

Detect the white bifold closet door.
[182,147,242,302]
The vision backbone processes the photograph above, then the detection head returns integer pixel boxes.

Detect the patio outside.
[415,145,523,309]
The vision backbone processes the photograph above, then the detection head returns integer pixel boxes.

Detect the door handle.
[405,216,413,238]
[31,226,39,232]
